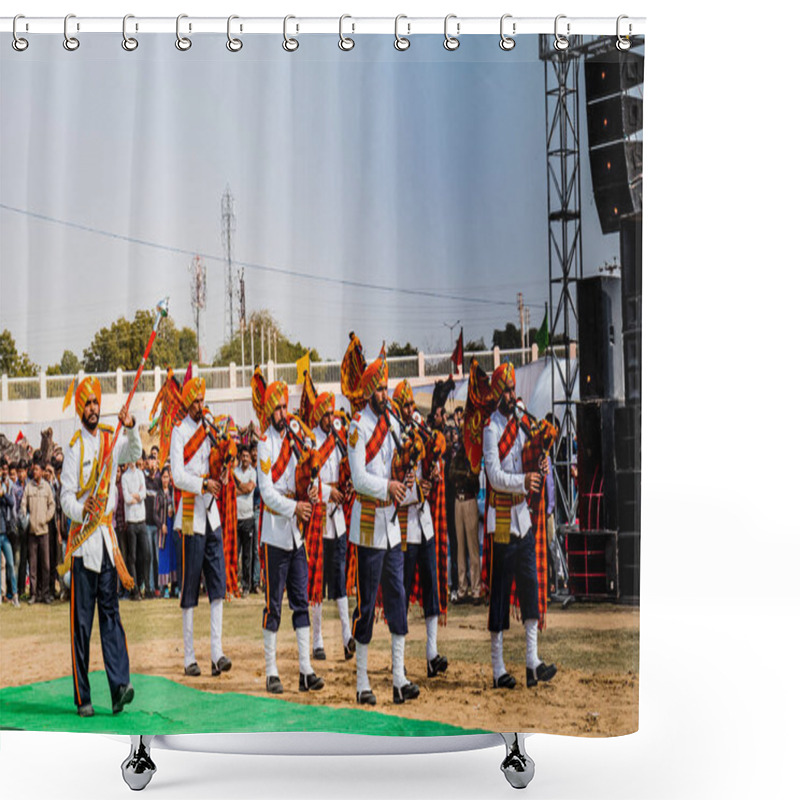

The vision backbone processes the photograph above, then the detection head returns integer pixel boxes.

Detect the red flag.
[182,361,193,387]
[15,430,24,444]
[450,327,464,370]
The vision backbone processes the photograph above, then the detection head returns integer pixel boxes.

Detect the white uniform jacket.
[61,422,142,573]
[170,415,221,535]
[347,404,402,550]
[257,425,306,551]
[312,425,346,539]
[482,409,532,538]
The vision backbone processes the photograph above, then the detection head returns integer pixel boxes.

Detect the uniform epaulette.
[99,423,114,434]
[69,430,82,448]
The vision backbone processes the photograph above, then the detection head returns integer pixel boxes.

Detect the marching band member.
[392,380,448,679]
[170,378,232,678]
[61,377,141,717]
[347,355,419,705]
[309,392,356,662]
[254,377,324,694]
[482,363,557,689]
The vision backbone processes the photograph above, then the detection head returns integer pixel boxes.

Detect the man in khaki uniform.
[21,455,55,604]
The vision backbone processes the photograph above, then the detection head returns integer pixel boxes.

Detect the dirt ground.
[0,595,638,737]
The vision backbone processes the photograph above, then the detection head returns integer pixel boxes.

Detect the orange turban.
[181,377,206,409]
[392,379,414,408]
[310,392,335,429]
[491,362,515,400]
[262,381,289,421]
[75,377,102,418]
[360,355,388,399]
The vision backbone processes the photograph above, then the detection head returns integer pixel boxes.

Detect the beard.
[498,395,514,416]
[369,395,387,415]
[272,416,286,432]
[82,410,99,431]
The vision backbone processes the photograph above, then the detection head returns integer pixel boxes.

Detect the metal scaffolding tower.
[221,186,237,343]
[189,255,207,363]
[540,37,585,525]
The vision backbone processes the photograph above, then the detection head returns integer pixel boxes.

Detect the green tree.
[464,337,487,352]
[46,349,81,376]
[0,329,39,377]
[214,309,320,366]
[82,310,198,372]
[387,341,418,357]
[492,323,522,350]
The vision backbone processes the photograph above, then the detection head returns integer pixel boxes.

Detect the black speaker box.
[587,94,643,148]
[585,50,645,102]
[577,276,624,401]
[617,530,640,603]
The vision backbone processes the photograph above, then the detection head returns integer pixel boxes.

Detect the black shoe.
[427,654,449,678]
[312,647,327,661]
[356,689,376,706]
[211,655,232,676]
[344,637,356,661]
[43,597,53,605]
[527,663,557,687]
[492,672,517,689]
[112,683,135,714]
[131,589,141,601]
[77,703,95,717]
[299,672,325,692]
[184,662,201,677]
[393,682,420,704]
[266,675,284,694]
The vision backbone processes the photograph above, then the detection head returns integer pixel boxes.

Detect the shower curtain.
[0,25,642,739]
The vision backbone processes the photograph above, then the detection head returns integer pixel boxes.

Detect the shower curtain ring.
[122,15,138,51]
[394,15,410,51]
[499,14,516,51]
[616,15,632,51]
[443,14,460,51]
[176,14,192,50]
[63,14,80,51]
[553,15,570,51]
[338,15,355,51]
[12,15,29,51]
[227,15,243,51]
[283,15,299,52]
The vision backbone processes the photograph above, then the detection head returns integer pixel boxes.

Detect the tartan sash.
[305,502,326,604]
[317,432,337,466]
[271,434,293,483]
[498,416,518,461]
[397,505,410,551]
[364,413,389,464]
[181,425,208,535]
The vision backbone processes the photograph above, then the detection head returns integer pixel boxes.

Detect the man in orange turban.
[347,354,419,706]
[308,392,355,662]
[392,379,448,679]
[170,375,232,679]
[483,362,557,690]
[255,379,324,694]
[61,376,142,717]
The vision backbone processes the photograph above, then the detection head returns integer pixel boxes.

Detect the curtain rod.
[0,16,646,37]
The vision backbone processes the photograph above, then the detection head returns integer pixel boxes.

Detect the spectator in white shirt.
[121,459,151,600]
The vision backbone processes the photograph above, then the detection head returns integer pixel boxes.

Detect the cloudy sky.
[1,32,616,368]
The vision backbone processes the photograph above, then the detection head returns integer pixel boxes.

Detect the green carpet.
[0,673,487,736]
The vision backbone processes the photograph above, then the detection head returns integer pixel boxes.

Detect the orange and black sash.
[497,415,518,462]
[487,416,523,544]
[364,413,389,464]
[180,424,208,534]
[317,432,337,467]
[271,434,294,483]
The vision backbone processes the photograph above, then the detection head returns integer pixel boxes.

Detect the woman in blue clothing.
[155,468,177,598]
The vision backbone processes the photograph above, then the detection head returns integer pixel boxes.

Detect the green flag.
[535,309,549,355]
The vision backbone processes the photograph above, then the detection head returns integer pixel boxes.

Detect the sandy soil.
[0,596,638,737]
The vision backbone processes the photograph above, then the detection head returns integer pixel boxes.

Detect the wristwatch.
[202,478,208,492]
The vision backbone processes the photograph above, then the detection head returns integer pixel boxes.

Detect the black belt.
[455,492,476,501]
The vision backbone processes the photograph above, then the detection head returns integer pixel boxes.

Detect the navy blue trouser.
[262,542,310,632]
[488,529,539,632]
[322,534,348,601]
[70,550,130,708]
[404,536,440,619]
[179,523,226,609]
[352,543,408,644]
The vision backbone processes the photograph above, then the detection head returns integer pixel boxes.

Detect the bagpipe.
[285,414,320,510]
[202,410,239,489]
[514,400,559,492]
[330,411,353,516]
